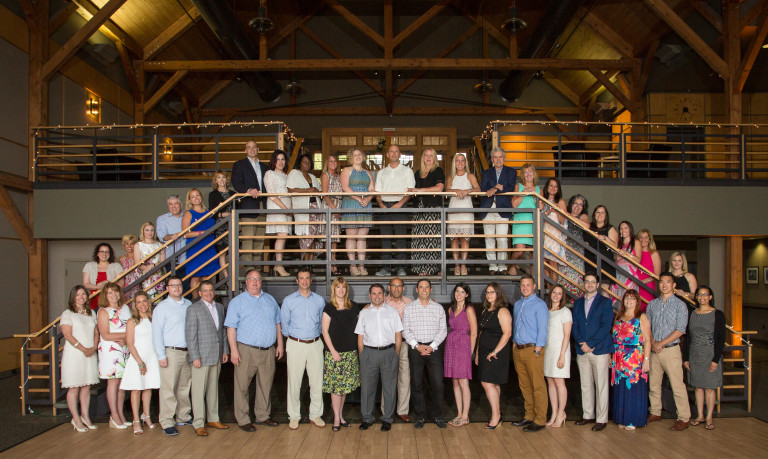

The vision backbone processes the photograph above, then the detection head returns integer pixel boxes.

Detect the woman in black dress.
[669,251,697,303]
[588,205,618,286]
[208,170,235,277]
[475,282,512,429]
[409,147,445,276]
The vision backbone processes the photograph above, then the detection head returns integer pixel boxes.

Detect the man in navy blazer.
[572,272,614,431]
[231,140,270,269]
[480,147,517,274]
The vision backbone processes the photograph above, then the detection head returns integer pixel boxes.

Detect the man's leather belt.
[365,344,394,350]
[289,336,320,344]
[514,343,535,349]
[166,346,188,351]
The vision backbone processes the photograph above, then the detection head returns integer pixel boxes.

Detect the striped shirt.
[646,294,688,344]
[402,298,447,350]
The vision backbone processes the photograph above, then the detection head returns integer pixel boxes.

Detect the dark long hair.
[482,282,508,310]
[547,285,566,311]
[543,177,563,203]
[269,149,286,171]
[449,282,473,313]
[67,285,92,316]
[618,220,636,251]
[590,205,611,231]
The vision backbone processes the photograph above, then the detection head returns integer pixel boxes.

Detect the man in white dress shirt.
[375,145,415,277]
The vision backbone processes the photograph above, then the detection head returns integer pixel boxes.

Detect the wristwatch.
[534,350,541,356]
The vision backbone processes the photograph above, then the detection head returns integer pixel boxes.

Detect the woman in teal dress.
[182,188,220,297]
[509,163,542,275]
[612,290,651,430]
[340,147,374,276]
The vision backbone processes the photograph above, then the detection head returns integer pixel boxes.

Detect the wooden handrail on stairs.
[718,326,754,413]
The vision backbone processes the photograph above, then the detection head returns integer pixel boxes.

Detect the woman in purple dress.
[444,282,477,427]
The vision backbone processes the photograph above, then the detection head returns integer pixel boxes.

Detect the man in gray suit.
[185,280,229,436]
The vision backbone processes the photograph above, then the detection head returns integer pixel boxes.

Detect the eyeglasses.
[695,293,710,297]
[98,250,110,254]
[484,291,497,295]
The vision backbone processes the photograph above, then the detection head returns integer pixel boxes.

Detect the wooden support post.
[724,236,743,346]
[384,0,394,114]
[724,1,741,179]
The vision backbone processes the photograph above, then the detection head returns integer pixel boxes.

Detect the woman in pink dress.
[636,229,661,310]
[119,234,140,300]
[444,282,477,427]
[612,221,642,302]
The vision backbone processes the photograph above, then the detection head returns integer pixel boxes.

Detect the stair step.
[28,388,50,393]
[27,362,50,366]
[28,375,50,380]
[722,384,745,389]
[723,371,745,376]
[723,358,745,362]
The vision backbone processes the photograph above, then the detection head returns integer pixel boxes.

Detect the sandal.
[458,418,469,427]
[690,418,705,426]
[448,417,462,427]
[461,266,468,276]
[133,420,144,435]
[705,423,715,430]
[332,424,341,432]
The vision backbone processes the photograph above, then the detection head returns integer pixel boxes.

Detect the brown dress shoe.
[206,421,230,429]
[255,417,279,427]
[398,414,411,423]
[591,423,607,431]
[670,420,689,431]
[574,418,595,425]
[195,427,209,436]
[647,414,662,423]
[238,423,256,432]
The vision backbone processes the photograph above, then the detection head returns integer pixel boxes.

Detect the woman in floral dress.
[97,282,131,429]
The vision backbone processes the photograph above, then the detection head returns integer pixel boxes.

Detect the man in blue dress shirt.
[281,267,326,430]
[511,274,549,432]
[224,269,284,432]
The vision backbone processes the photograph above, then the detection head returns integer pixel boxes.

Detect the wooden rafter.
[199,79,233,108]
[299,25,383,96]
[466,13,509,50]
[144,70,188,113]
[693,1,723,33]
[72,0,141,56]
[636,0,698,54]
[634,40,659,99]
[41,0,128,80]
[269,4,324,52]
[325,0,385,48]
[143,6,200,60]
[198,106,583,117]
[392,1,449,48]
[49,2,79,34]
[144,58,635,72]
[590,69,634,111]
[579,70,619,105]
[737,9,768,92]
[116,42,138,99]
[0,186,35,255]
[0,171,32,192]
[384,0,394,113]
[740,0,768,30]
[643,0,728,77]
[542,73,581,106]
[583,12,634,58]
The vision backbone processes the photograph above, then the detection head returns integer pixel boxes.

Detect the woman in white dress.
[544,285,572,428]
[60,285,99,432]
[287,153,322,261]
[120,291,160,435]
[97,282,131,429]
[264,150,292,277]
[446,153,480,276]
[134,221,166,298]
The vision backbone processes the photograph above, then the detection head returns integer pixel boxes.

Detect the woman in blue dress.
[340,147,374,276]
[509,163,542,275]
[182,187,220,297]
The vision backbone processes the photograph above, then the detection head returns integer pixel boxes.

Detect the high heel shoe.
[485,417,502,429]
[275,266,291,277]
[359,266,368,276]
[71,419,88,432]
[461,266,468,276]
[141,413,156,429]
[109,417,128,430]
[551,414,567,428]
[133,420,144,435]
[81,416,98,430]
[349,266,361,276]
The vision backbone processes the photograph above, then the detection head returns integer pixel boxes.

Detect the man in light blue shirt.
[156,194,186,263]
[281,267,326,430]
[225,269,284,432]
[511,274,549,432]
[152,276,192,435]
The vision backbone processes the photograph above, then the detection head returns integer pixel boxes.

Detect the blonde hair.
[348,147,365,168]
[420,147,438,177]
[211,170,230,190]
[448,152,470,184]
[329,277,352,310]
[638,228,657,252]
[519,163,538,186]
[122,234,138,245]
[185,188,206,211]
[322,153,339,174]
[130,291,153,324]
[669,251,689,273]
[139,222,157,243]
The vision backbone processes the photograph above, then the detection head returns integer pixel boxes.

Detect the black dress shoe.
[592,423,607,431]
[434,419,447,429]
[238,423,256,432]
[575,418,596,426]
[359,422,373,430]
[381,422,392,432]
[512,419,533,427]
[254,417,279,427]
[523,423,545,432]
[414,419,426,429]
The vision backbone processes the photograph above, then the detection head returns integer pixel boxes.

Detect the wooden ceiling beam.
[72,0,141,56]
[693,1,723,33]
[384,0,394,113]
[740,0,768,30]
[144,70,188,113]
[642,0,728,77]
[199,79,233,108]
[737,9,768,92]
[198,106,583,117]
[49,2,79,34]
[467,14,509,50]
[41,0,128,80]
[634,39,659,99]
[116,41,138,100]
[143,6,201,60]
[636,0,697,54]
[268,4,324,52]
[144,57,635,72]
[299,25,383,96]
[0,171,32,192]
[542,73,581,107]
[582,12,634,58]
[0,185,35,255]
[324,0,385,48]
[392,1,449,48]
[590,69,634,112]
[579,70,619,105]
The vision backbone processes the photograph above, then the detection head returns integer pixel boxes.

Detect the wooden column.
[723,1,741,179]
[724,236,743,343]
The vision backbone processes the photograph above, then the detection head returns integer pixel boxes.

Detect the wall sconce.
[161,137,173,161]
[86,94,100,122]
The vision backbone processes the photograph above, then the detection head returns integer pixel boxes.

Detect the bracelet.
[73,341,80,348]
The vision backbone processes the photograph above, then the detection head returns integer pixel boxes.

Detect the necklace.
[480,307,496,329]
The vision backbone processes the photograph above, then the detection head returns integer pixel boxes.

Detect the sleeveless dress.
[264,170,292,234]
[287,169,321,240]
[589,225,616,280]
[60,310,99,388]
[673,274,691,303]
[341,168,372,228]
[120,318,161,390]
[687,311,722,389]
[543,307,572,378]
[444,307,472,379]
[97,305,131,379]
[319,171,342,243]
[185,208,220,277]
[612,241,639,302]
[543,206,566,262]
[637,251,657,309]
[137,241,165,298]
[477,308,510,384]
[121,256,140,300]
[209,189,233,252]
[447,173,474,237]
[560,220,586,296]
[411,168,445,275]
[512,184,539,245]
[611,317,648,427]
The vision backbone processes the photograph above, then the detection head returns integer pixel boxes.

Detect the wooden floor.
[3,417,768,458]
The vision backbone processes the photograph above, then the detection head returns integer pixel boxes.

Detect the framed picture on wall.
[764,267,768,285]
[746,266,758,285]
